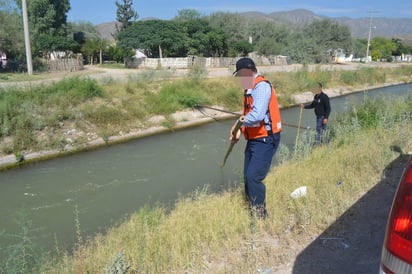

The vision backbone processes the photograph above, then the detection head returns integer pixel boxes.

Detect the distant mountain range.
[96,22,117,42]
[264,9,412,41]
[96,9,412,43]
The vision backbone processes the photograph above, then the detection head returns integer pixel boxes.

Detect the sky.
[67,0,412,25]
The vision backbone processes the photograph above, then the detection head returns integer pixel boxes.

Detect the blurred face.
[235,68,254,89]
[311,86,322,95]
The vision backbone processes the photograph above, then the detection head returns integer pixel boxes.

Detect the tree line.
[1,0,412,72]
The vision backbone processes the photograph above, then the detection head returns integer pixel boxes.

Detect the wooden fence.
[46,54,83,72]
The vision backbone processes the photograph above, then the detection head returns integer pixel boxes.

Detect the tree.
[208,13,291,57]
[203,29,228,57]
[256,37,283,56]
[406,45,412,55]
[69,21,101,54]
[302,19,352,63]
[96,39,109,65]
[73,24,108,65]
[283,19,353,63]
[17,0,71,36]
[105,45,129,63]
[0,0,24,60]
[15,0,72,57]
[208,12,249,45]
[285,30,315,64]
[392,38,409,56]
[370,37,397,61]
[249,21,290,56]
[178,18,228,57]
[249,20,288,44]
[70,21,100,43]
[352,38,367,59]
[81,38,99,65]
[230,40,254,57]
[115,0,138,34]
[173,9,202,22]
[37,34,76,55]
[117,20,187,58]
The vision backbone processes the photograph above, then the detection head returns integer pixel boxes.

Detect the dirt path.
[272,152,410,274]
[89,62,412,79]
[1,62,409,90]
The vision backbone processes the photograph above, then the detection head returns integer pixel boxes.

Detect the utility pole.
[22,0,33,75]
[365,11,377,63]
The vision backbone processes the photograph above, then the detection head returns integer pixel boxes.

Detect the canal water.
[0,83,411,258]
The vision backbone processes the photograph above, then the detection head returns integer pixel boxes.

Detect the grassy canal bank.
[0,63,411,272]
[1,63,412,170]
[5,85,410,273]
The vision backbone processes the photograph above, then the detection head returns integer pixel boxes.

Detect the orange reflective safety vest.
[242,75,282,140]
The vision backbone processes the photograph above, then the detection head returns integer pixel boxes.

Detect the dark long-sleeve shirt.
[304,92,331,119]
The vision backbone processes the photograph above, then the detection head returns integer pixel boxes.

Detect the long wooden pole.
[221,116,245,167]
[196,105,312,130]
[295,106,303,149]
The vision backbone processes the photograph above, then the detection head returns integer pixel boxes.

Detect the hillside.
[335,16,412,41]
[251,9,412,41]
[95,22,117,43]
[96,9,412,43]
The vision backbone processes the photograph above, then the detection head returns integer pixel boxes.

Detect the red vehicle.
[380,156,412,273]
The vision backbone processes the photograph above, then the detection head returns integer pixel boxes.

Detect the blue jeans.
[244,132,280,217]
[316,116,327,143]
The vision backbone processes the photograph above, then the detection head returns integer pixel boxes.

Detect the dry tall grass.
[41,99,412,273]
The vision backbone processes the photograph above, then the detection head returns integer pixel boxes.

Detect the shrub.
[146,80,209,115]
